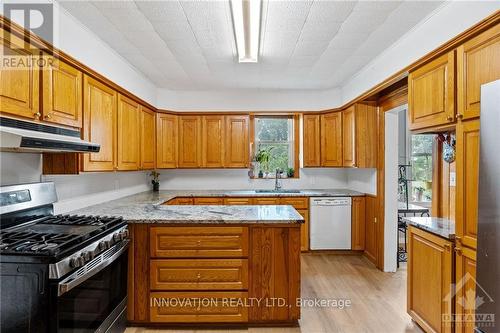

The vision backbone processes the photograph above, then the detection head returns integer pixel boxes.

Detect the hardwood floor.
[125,254,422,333]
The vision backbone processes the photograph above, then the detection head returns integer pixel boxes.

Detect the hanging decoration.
[437,133,456,163]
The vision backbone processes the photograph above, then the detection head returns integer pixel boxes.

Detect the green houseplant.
[287,167,295,178]
[255,147,272,176]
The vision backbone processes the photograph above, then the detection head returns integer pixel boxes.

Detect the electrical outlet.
[449,172,456,187]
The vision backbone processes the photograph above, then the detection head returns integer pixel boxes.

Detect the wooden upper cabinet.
[42,56,83,127]
[303,114,321,167]
[320,112,342,167]
[407,226,453,333]
[355,103,377,168]
[225,115,249,168]
[457,24,500,120]
[456,119,480,250]
[140,106,156,170]
[408,50,455,131]
[178,115,202,168]
[117,94,140,171]
[202,115,224,168]
[342,106,355,167]
[0,32,40,119]
[156,113,177,168]
[82,75,117,171]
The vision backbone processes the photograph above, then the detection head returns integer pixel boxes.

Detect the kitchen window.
[410,134,435,204]
[252,115,298,177]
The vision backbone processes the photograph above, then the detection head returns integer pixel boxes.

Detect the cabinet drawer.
[150,259,248,290]
[150,226,249,258]
[252,197,279,205]
[224,197,252,205]
[150,291,248,323]
[176,197,194,205]
[194,197,224,205]
[279,197,308,209]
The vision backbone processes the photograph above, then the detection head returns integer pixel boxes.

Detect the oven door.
[51,240,129,333]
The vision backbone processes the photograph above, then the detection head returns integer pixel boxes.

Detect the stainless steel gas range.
[0,182,129,333]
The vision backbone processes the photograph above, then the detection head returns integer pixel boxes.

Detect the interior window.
[254,116,294,174]
[410,134,435,203]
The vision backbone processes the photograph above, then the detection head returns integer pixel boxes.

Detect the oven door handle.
[57,240,129,297]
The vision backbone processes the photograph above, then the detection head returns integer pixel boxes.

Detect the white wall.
[0,152,150,214]
[0,1,157,105]
[156,88,341,111]
[341,1,500,104]
[158,168,349,190]
[346,168,377,195]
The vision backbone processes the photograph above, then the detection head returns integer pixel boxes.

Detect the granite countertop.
[403,216,455,240]
[69,188,363,224]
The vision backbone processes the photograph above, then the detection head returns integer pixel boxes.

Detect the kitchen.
[0,1,499,333]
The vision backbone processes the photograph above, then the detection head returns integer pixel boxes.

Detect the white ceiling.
[59,0,444,91]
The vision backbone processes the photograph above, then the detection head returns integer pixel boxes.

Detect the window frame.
[249,113,300,178]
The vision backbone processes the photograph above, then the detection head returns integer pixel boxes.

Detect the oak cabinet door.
[303,114,321,167]
[455,246,477,333]
[156,113,177,168]
[42,56,82,127]
[178,116,202,168]
[297,209,309,252]
[117,94,140,171]
[407,226,453,333]
[408,51,455,131]
[0,33,40,119]
[351,197,365,250]
[140,106,156,170]
[82,75,117,171]
[457,24,500,120]
[225,115,249,168]
[202,115,224,168]
[342,106,355,167]
[456,119,480,250]
[320,112,342,167]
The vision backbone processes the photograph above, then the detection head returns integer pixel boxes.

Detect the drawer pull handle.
[196,240,201,246]
[197,273,201,279]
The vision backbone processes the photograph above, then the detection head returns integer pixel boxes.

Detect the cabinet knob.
[44,113,52,119]
[34,112,41,119]
[456,113,464,119]
[197,273,201,279]
[444,244,451,251]
[454,247,462,255]
[446,116,453,121]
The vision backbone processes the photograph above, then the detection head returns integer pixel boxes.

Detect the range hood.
[0,117,100,153]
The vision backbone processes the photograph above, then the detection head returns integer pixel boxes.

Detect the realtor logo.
[3,3,53,48]
[443,272,495,328]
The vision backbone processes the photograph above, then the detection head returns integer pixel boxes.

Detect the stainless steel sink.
[254,189,302,194]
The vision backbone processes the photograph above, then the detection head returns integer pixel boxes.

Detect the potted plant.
[255,147,272,176]
[414,186,425,202]
[150,170,160,192]
[287,167,295,178]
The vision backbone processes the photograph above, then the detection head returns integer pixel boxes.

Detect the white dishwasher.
[310,197,352,250]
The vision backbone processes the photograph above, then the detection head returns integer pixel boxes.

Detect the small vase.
[258,170,264,178]
[152,181,160,192]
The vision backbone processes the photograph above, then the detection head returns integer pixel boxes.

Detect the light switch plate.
[449,172,456,187]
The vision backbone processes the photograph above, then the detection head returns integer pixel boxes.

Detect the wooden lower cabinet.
[454,245,477,333]
[351,197,366,250]
[407,226,453,333]
[150,291,249,323]
[128,224,301,325]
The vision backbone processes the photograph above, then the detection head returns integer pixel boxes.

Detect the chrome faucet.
[275,168,283,191]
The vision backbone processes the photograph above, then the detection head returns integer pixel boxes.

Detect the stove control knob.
[122,229,129,238]
[98,240,110,251]
[70,256,84,268]
[82,251,94,262]
[113,233,122,242]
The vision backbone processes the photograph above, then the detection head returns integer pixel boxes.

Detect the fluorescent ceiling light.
[230,0,261,63]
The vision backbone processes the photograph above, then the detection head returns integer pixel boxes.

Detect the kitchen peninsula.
[73,191,306,326]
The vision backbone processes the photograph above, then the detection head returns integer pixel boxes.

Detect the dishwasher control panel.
[310,197,352,206]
